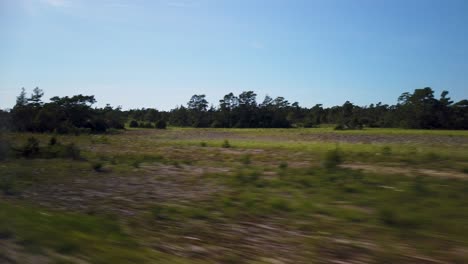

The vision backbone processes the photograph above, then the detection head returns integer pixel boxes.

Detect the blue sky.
[1,0,467,110]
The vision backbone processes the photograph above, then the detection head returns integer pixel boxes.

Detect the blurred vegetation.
[0,128,467,263]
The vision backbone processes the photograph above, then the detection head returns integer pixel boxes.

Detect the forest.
[1,87,467,133]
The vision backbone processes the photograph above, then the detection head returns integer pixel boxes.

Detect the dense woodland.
[0,87,467,133]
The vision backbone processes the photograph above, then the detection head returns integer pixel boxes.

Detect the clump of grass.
[0,175,18,195]
[49,136,58,146]
[222,139,231,148]
[16,137,40,158]
[151,204,179,220]
[382,146,392,156]
[240,154,251,165]
[171,160,181,168]
[322,148,343,169]
[378,206,425,229]
[234,169,261,185]
[269,197,293,212]
[0,201,152,263]
[0,139,10,160]
[424,152,441,162]
[278,161,288,169]
[411,176,429,194]
[92,136,109,144]
[62,143,81,160]
[200,141,207,147]
[131,160,141,168]
[91,161,103,172]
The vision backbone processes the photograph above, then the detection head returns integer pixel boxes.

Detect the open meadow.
[1,127,468,263]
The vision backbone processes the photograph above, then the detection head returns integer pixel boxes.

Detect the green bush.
[382,146,392,156]
[222,139,231,148]
[200,141,207,147]
[155,120,167,129]
[278,161,288,169]
[0,139,10,160]
[17,137,40,158]
[129,120,139,128]
[49,136,57,146]
[322,148,343,169]
[0,176,18,195]
[378,207,423,229]
[240,154,251,165]
[91,162,103,172]
[62,143,81,160]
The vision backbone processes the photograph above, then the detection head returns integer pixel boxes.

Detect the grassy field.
[1,127,468,263]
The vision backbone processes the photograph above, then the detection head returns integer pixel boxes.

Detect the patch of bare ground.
[18,164,225,216]
[126,129,468,145]
[296,133,468,145]
[341,163,468,179]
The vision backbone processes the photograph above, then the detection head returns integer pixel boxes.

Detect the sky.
[1,0,467,110]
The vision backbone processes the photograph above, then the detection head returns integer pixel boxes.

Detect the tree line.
[0,87,467,133]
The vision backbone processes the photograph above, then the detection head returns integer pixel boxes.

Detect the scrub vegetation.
[1,127,467,263]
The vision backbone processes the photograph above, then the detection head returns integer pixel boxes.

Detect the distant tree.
[187,95,209,127]
[28,87,44,106]
[187,94,208,111]
[16,87,28,106]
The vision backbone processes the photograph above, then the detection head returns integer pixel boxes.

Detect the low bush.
[91,162,103,172]
[129,120,139,128]
[222,139,231,148]
[240,154,251,165]
[0,139,10,160]
[322,148,343,169]
[155,120,167,129]
[278,161,288,169]
[0,176,18,195]
[17,137,40,158]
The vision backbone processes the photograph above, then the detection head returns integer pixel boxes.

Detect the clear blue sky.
[1,0,467,110]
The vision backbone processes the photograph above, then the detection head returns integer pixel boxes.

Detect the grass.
[0,201,155,263]
[1,127,467,263]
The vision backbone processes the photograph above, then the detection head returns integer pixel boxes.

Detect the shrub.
[92,162,103,172]
[18,137,40,158]
[240,154,251,165]
[378,207,423,228]
[222,139,231,148]
[269,198,293,212]
[334,124,345,130]
[382,146,392,156]
[200,141,207,147]
[234,170,260,185]
[0,139,10,160]
[62,143,81,160]
[129,120,139,128]
[278,161,288,169]
[322,148,343,169]
[210,120,223,128]
[151,204,180,221]
[142,122,153,128]
[155,120,167,129]
[131,159,141,168]
[0,176,18,195]
[49,136,57,146]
